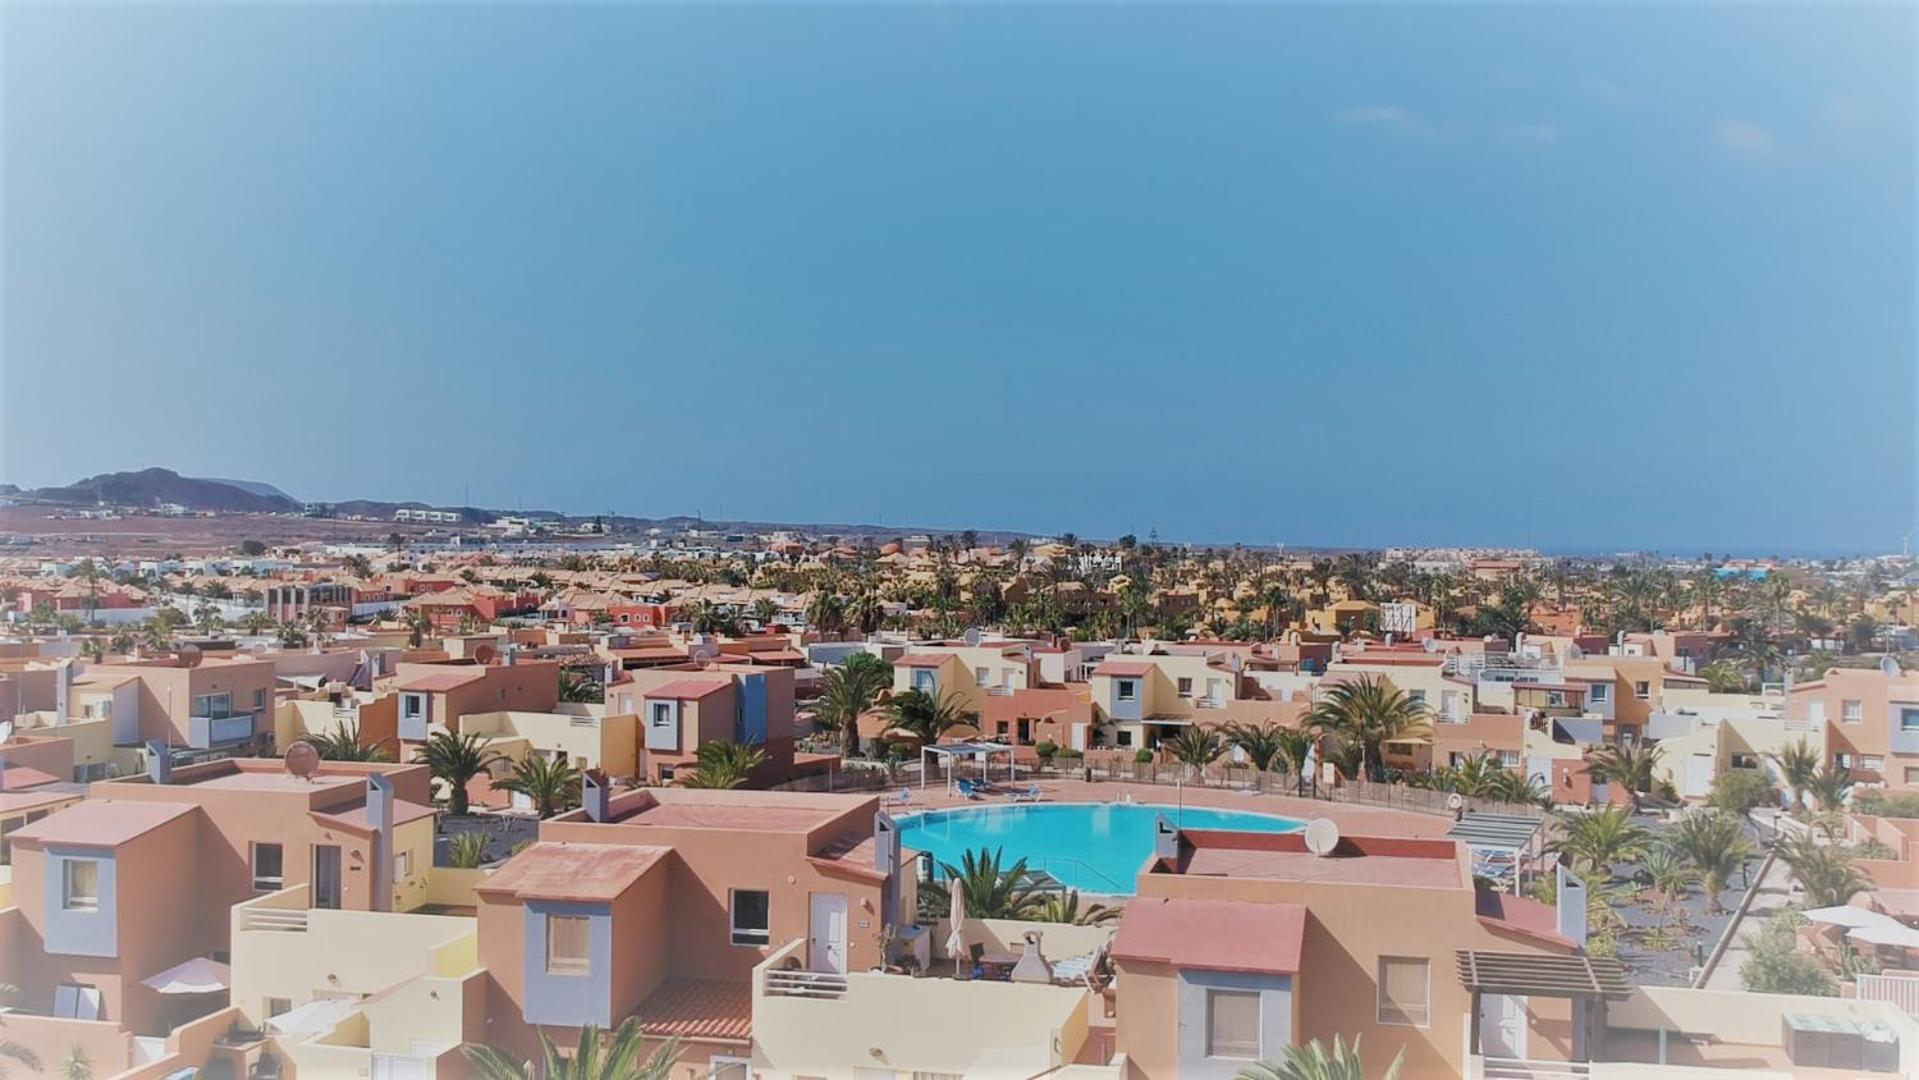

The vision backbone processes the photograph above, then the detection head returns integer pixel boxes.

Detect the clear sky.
[3,2,1912,554]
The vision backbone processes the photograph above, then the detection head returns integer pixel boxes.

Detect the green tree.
[939,847,1043,920]
[1708,769,1777,815]
[683,740,769,789]
[412,732,504,816]
[1549,807,1651,876]
[463,1018,680,1080]
[1777,834,1869,908]
[446,831,491,869]
[1165,726,1224,776]
[882,689,977,743]
[1582,741,1664,812]
[304,721,392,762]
[492,755,583,819]
[1032,889,1121,927]
[1666,811,1753,913]
[1640,846,1701,908]
[1807,763,1854,813]
[1234,1036,1403,1080]
[558,671,601,704]
[1698,659,1752,694]
[1220,722,1289,771]
[1305,675,1432,781]
[1740,909,1835,996]
[1770,739,1821,811]
[818,657,889,760]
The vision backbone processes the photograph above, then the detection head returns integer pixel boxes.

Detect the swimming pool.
[896,802,1305,895]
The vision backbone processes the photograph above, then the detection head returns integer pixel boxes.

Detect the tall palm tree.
[818,658,889,760]
[1778,834,1869,908]
[463,1018,680,1080]
[1582,741,1664,812]
[1698,660,1750,694]
[1807,763,1854,813]
[558,671,602,704]
[1769,739,1821,810]
[1306,676,1432,781]
[1235,1036,1403,1080]
[938,847,1043,920]
[1640,846,1701,909]
[412,732,504,816]
[882,689,977,743]
[1549,807,1651,876]
[492,755,583,819]
[1666,811,1753,913]
[683,741,768,789]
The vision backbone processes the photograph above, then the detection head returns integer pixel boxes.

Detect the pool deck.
[894,778,1459,841]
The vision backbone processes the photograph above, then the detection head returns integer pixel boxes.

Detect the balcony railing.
[764,968,849,999]
[188,711,258,749]
[238,906,308,932]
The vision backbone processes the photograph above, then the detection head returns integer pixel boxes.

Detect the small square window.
[1634,681,1651,700]
[1843,700,1863,723]
[1901,708,1919,734]
[730,889,770,946]
[1863,755,1886,772]
[1589,683,1609,703]
[975,667,992,687]
[546,915,591,975]
[1117,680,1137,702]
[252,842,284,892]
[1378,956,1430,1027]
[1206,989,1261,1059]
[253,688,268,710]
[63,859,100,911]
[1177,677,1194,698]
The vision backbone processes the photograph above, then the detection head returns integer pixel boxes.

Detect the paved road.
[1703,812,1795,990]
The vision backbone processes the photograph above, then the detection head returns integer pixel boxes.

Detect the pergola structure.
[1456,949,1634,1061]
[1447,812,1546,894]
[919,741,1018,794]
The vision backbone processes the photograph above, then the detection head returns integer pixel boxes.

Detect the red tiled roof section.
[475,841,670,902]
[394,670,484,692]
[0,765,59,791]
[11,800,198,848]
[1475,890,1576,951]
[639,978,752,1044]
[643,679,730,700]
[1093,660,1156,677]
[1114,897,1306,975]
[895,653,954,669]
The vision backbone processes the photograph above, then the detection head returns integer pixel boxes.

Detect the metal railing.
[764,968,849,999]
[1856,973,1919,1015]
[238,907,309,933]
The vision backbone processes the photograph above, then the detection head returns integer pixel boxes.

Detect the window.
[1498,750,1521,768]
[1407,689,1426,705]
[394,850,414,880]
[1116,730,1134,748]
[252,842,284,892]
[1809,700,1827,724]
[1862,756,1886,772]
[1905,767,1919,785]
[1901,708,1919,733]
[253,688,268,710]
[1634,681,1651,701]
[658,764,676,783]
[1730,752,1759,770]
[976,667,992,687]
[263,997,292,1020]
[1377,956,1430,1026]
[911,669,937,692]
[730,889,770,946]
[546,915,591,975]
[1843,700,1863,723]
[401,693,426,720]
[1177,677,1194,698]
[1206,989,1261,1059]
[193,691,233,718]
[649,701,675,728]
[1117,680,1137,702]
[1588,683,1609,703]
[63,859,100,911]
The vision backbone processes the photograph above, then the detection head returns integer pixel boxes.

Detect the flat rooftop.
[12,800,197,847]
[178,771,365,793]
[1114,897,1304,975]
[1162,829,1462,888]
[478,841,671,902]
[599,787,873,832]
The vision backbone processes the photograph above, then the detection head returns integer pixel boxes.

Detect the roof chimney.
[54,659,72,721]
[145,740,173,784]
[1557,864,1589,947]
[582,769,612,822]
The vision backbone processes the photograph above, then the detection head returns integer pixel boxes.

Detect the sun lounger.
[1004,784,1042,802]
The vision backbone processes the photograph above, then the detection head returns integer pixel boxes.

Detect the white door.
[1071,723,1087,751]
[808,892,849,974]
[1479,993,1528,1058]
[1684,754,1714,799]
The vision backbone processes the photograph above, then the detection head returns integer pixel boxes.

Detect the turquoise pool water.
[897,802,1305,895]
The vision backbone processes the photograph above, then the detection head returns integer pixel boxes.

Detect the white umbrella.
[1850,922,1919,949]
[265,997,356,1036]
[946,876,967,976]
[141,956,230,995]
[1803,905,1888,929]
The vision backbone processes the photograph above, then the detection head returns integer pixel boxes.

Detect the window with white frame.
[546,915,591,975]
[1117,679,1137,702]
[730,889,770,946]
[1843,700,1863,723]
[1177,677,1194,698]
[1588,682,1609,703]
[1377,956,1429,1026]
[911,669,937,692]
[1902,707,1919,733]
[975,667,991,687]
[1205,988,1262,1059]
[192,691,232,718]
[1862,755,1886,771]
[401,693,427,721]
[1634,681,1651,701]
[1809,700,1827,724]
[63,859,100,911]
[251,842,284,892]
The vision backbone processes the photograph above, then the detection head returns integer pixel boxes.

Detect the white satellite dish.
[0,720,12,745]
[1303,817,1340,857]
[1447,793,1465,812]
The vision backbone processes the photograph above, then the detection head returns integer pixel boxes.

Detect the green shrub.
[1134,749,1155,764]
[1709,769,1777,814]
[1034,741,1059,762]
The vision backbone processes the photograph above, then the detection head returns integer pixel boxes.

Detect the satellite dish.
[1447,793,1465,812]
[1303,817,1341,857]
[284,741,321,781]
[0,720,12,746]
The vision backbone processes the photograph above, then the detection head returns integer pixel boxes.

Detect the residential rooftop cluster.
[0,532,1915,1078]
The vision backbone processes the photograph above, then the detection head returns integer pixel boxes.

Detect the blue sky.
[3,2,1912,554]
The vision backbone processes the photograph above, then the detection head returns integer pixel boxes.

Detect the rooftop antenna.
[1303,817,1341,857]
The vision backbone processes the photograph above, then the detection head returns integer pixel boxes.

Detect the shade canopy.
[1850,922,1919,949]
[1455,949,1633,1000]
[1447,812,1545,852]
[141,956,231,995]
[266,997,357,1035]
[1803,905,1888,929]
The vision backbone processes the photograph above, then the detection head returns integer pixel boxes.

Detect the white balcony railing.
[239,907,309,933]
[764,968,848,999]
[188,711,258,749]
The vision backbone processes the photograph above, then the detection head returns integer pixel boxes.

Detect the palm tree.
[1698,659,1750,694]
[0,984,39,1079]
[492,755,583,819]
[683,740,768,789]
[882,689,977,743]
[412,732,504,816]
[1549,807,1651,876]
[938,847,1043,920]
[1235,1036,1403,1080]
[558,671,601,704]
[1306,676,1432,781]
[1666,811,1753,913]
[1032,889,1121,927]
[819,658,888,760]
[463,1017,680,1080]
[1769,739,1821,811]
[1582,741,1664,812]
[305,721,391,762]
[805,590,848,634]
[1640,846,1701,908]
[1165,726,1224,776]
[1221,722,1288,771]
[1807,763,1854,813]
[57,1045,91,1080]
[749,596,779,626]
[1778,833,1869,907]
